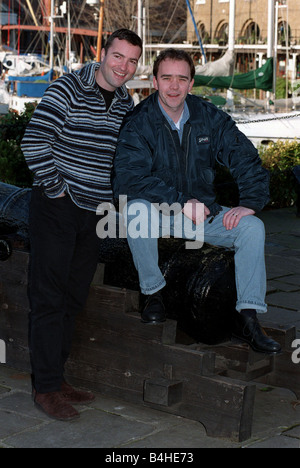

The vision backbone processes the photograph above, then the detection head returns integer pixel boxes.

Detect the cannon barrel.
[0,182,31,236]
[0,182,237,344]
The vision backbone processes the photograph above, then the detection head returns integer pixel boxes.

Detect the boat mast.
[49,0,67,73]
[25,0,39,27]
[186,0,207,64]
[137,0,146,66]
[0,0,2,48]
[96,0,105,62]
[227,0,236,109]
[49,0,54,71]
[267,0,275,106]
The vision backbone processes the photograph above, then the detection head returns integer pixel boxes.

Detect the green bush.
[275,77,291,100]
[259,140,300,208]
[215,140,300,209]
[0,104,35,187]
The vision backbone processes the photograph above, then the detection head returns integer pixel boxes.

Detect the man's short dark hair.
[104,29,143,55]
[153,49,195,80]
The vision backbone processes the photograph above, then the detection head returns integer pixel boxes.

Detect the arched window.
[240,20,261,44]
[245,22,260,44]
[215,22,229,45]
[278,20,291,45]
[193,21,209,44]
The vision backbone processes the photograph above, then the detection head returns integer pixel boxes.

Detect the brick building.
[187,0,300,78]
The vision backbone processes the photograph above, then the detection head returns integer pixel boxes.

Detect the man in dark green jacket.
[113,48,280,354]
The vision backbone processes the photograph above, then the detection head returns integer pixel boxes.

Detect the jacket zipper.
[164,123,183,192]
[184,126,191,182]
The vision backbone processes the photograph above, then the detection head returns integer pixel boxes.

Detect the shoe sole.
[232,334,282,355]
[141,319,166,325]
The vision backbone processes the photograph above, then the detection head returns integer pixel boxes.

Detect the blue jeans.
[123,199,267,314]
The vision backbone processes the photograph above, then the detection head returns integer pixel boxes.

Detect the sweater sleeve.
[21,80,69,198]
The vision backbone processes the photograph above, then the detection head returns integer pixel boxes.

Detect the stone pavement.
[0,207,299,449]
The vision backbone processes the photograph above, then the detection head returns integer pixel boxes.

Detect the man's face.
[96,38,141,91]
[153,58,194,116]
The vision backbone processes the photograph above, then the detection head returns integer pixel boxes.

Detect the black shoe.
[232,313,281,354]
[141,291,166,324]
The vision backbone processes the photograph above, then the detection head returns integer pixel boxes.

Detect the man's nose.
[170,78,179,89]
[119,60,128,72]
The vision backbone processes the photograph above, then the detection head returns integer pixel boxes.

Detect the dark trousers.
[28,187,102,393]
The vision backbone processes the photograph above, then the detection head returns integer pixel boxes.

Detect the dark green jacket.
[113,92,269,214]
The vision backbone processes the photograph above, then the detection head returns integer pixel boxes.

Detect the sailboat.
[1,0,100,112]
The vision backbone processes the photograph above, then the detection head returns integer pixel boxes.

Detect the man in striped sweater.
[21,29,142,421]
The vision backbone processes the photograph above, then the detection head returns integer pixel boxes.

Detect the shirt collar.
[158,98,190,131]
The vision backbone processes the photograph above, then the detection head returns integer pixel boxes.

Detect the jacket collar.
[150,91,200,123]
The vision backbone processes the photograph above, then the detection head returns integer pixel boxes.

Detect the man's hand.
[182,199,210,225]
[223,206,255,230]
[56,192,66,198]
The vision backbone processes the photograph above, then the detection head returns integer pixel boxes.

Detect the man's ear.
[189,79,195,93]
[100,48,106,62]
[153,76,158,91]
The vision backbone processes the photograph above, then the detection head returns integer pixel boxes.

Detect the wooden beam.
[0,24,101,37]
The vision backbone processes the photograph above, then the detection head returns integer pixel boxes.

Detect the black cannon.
[0,182,32,260]
[0,182,31,237]
[0,182,237,344]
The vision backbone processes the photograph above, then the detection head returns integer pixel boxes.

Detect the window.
[196,0,206,4]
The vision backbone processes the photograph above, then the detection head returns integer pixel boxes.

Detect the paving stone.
[246,435,300,448]
[262,306,300,328]
[125,419,239,449]
[283,425,300,439]
[268,280,300,293]
[3,409,155,448]
[252,385,300,437]
[0,385,9,395]
[0,392,49,421]
[267,291,300,311]
[266,257,300,278]
[275,275,300,287]
[0,409,43,440]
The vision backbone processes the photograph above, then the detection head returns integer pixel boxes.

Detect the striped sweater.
[21,62,134,211]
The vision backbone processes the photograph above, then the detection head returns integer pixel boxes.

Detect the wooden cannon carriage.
[0,183,299,442]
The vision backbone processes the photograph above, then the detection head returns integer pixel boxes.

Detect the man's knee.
[240,215,265,241]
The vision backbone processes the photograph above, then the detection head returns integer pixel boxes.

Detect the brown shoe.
[34,391,80,421]
[61,382,96,405]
